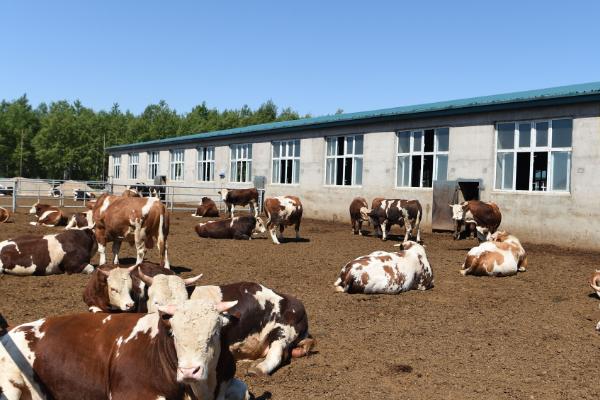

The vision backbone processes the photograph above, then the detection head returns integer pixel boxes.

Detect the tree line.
[0,96,311,181]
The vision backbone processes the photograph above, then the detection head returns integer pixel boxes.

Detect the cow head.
[359,206,371,222]
[29,202,40,214]
[158,299,238,382]
[254,217,267,234]
[138,268,203,313]
[218,189,229,201]
[449,203,466,240]
[99,265,137,311]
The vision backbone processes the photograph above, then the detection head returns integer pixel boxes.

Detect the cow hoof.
[246,366,267,377]
[459,269,467,276]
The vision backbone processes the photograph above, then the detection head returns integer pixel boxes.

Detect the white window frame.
[128,153,139,180]
[197,146,215,182]
[148,151,160,180]
[169,149,185,181]
[396,128,449,188]
[324,135,363,187]
[113,155,121,179]
[494,119,572,193]
[230,144,252,183]
[271,140,300,185]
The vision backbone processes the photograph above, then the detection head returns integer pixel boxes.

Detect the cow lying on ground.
[264,196,303,244]
[192,282,315,375]
[83,262,176,313]
[219,188,259,217]
[349,197,369,235]
[65,210,93,229]
[29,202,67,226]
[73,189,96,201]
[0,228,97,276]
[0,300,249,400]
[49,187,62,197]
[92,193,170,268]
[368,199,422,243]
[589,270,600,298]
[334,241,434,294]
[460,231,527,277]
[195,216,266,240]
[193,196,220,217]
[450,200,502,241]
[0,206,9,223]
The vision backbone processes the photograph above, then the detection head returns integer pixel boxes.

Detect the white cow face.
[141,272,203,313]
[254,217,267,234]
[359,207,371,222]
[218,188,229,201]
[449,204,465,220]
[101,266,136,311]
[29,202,39,214]
[159,299,237,383]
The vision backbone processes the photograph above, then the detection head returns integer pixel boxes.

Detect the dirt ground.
[1,209,599,399]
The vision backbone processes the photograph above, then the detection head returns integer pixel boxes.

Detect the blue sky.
[1,1,599,117]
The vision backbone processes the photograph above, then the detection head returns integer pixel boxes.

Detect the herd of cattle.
[0,186,597,399]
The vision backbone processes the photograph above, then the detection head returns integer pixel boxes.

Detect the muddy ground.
[1,210,599,399]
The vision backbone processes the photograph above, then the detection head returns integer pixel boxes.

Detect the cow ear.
[98,268,110,277]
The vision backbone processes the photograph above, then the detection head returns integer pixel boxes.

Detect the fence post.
[12,178,18,212]
[169,186,174,212]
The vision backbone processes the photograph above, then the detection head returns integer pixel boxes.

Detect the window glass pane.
[273,143,280,158]
[411,155,421,187]
[497,123,515,150]
[436,154,448,181]
[353,157,362,185]
[518,123,531,147]
[496,152,514,190]
[552,119,572,148]
[326,138,335,156]
[326,158,335,185]
[346,136,354,155]
[552,151,570,191]
[343,157,353,185]
[336,157,344,185]
[293,160,300,184]
[515,152,531,190]
[398,131,410,153]
[436,128,449,152]
[424,129,434,152]
[294,141,300,157]
[272,160,279,183]
[336,137,345,156]
[354,135,363,155]
[397,156,410,187]
[413,131,422,152]
[422,154,434,187]
[532,152,548,191]
[536,122,548,147]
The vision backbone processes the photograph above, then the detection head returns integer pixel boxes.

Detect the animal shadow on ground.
[170,265,192,273]
[251,392,272,400]
[278,238,310,244]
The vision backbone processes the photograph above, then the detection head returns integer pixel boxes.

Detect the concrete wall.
[107,102,600,249]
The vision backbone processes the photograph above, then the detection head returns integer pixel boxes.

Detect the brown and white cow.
[29,202,67,226]
[83,262,175,313]
[0,300,249,400]
[460,231,527,277]
[65,210,93,229]
[0,228,97,276]
[368,199,422,243]
[193,196,220,218]
[219,188,259,217]
[589,270,600,298]
[192,282,315,376]
[334,241,434,294]
[263,196,303,244]
[0,206,9,223]
[450,200,502,241]
[195,216,266,240]
[122,186,141,197]
[92,194,170,268]
[349,197,369,235]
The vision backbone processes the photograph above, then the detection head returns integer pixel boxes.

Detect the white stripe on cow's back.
[230,217,239,227]
[142,197,159,217]
[253,285,283,315]
[99,197,112,214]
[124,313,160,343]
[190,285,223,304]
[44,234,67,274]
[39,209,58,222]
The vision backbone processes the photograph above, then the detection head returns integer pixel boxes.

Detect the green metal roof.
[107,81,600,152]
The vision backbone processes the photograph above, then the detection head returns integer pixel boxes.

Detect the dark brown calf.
[0,206,9,223]
[193,196,220,217]
[349,197,369,235]
[0,228,97,276]
[28,202,67,226]
[195,216,266,240]
[219,188,259,217]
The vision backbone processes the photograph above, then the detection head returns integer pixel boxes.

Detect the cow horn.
[137,268,154,286]
[98,268,110,277]
[216,300,238,313]
[126,265,138,273]
[183,274,203,287]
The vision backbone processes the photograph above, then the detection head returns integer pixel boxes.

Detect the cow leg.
[357,220,363,236]
[269,226,280,245]
[278,224,285,240]
[415,218,421,243]
[216,378,249,400]
[230,204,235,217]
[134,236,146,266]
[403,220,413,243]
[381,221,388,241]
[250,201,258,218]
[251,339,286,375]
[294,221,301,240]
[97,234,108,265]
[112,240,122,264]
[476,226,488,242]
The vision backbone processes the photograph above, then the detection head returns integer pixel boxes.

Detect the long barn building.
[106,82,600,249]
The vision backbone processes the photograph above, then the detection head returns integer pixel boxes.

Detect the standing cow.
[0,206,9,223]
[0,228,97,276]
[219,188,259,217]
[193,196,220,217]
[92,194,170,268]
[0,300,249,400]
[334,241,434,294]
[368,199,422,243]
[195,216,266,240]
[263,196,303,244]
[349,197,369,235]
[460,231,527,277]
[450,200,502,241]
[29,203,67,226]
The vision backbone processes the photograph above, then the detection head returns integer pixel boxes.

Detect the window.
[230,144,252,182]
[128,153,139,180]
[169,149,185,181]
[113,155,121,179]
[272,140,300,184]
[148,151,160,180]
[495,119,572,192]
[396,128,449,188]
[325,135,363,186]
[197,146,215,182]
